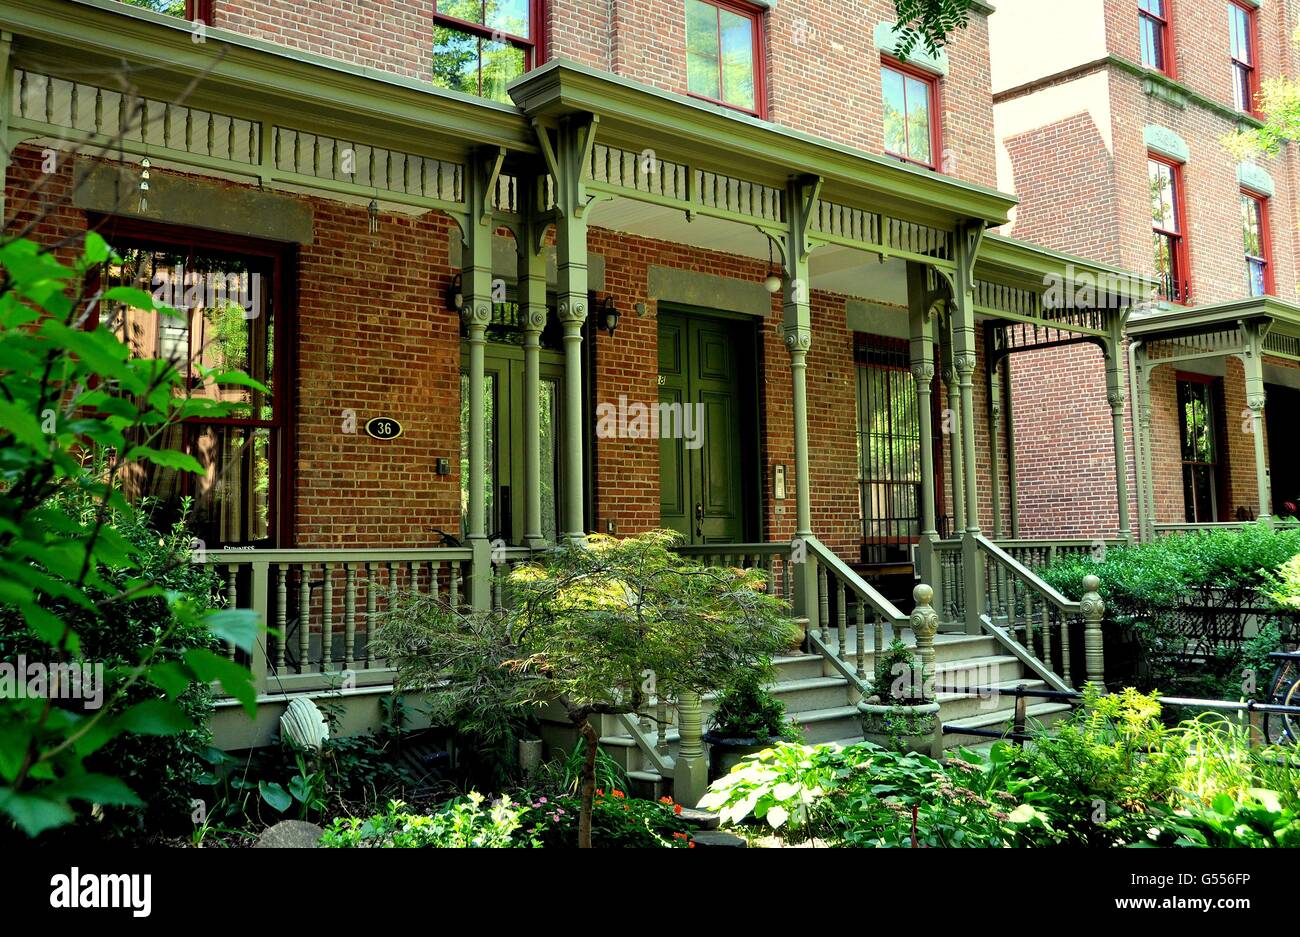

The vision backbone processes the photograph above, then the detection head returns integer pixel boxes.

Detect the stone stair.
[597,630,1074,797]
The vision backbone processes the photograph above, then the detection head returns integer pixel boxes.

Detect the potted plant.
[703,669,801,782]
[858,639,940,753]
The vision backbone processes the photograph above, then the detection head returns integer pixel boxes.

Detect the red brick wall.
[209,0,999,188]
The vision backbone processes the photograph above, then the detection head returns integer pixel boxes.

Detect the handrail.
[805,535,908,624]
[203,546,474,563]
[614,713,676,777]
[974,534,1079,614]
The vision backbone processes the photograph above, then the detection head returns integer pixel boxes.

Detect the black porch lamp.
[596,295,619,337]
[446,273,464,312]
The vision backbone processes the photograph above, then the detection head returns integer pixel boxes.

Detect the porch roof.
[508,58,1016,232]
[1127,295,1300,341]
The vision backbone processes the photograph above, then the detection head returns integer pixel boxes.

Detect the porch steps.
[599,632,1080,799]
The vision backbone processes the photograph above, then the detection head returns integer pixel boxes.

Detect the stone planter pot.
[857,700,941,754]
[789,617,809,652]
[703,733,777,783]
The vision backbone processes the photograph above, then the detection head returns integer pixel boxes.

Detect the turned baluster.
[298,564,312,674]
[836,580,848,658]
[855,597,867,680]
[817,563,830,643]
[1040,604,1053,675]
[344,562,357,670]
[321,562,334,671]
[274,565,288,673]
[365,562,377,669]
[225,565,238,660]
[1059,608,1073,688]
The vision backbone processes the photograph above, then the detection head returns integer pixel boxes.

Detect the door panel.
[658,311,750,545]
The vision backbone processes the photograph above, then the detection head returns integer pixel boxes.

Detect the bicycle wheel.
[1265,677,1300,746]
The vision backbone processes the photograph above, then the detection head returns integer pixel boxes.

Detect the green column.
[1004,357,1021,538]
[1133,346,1157,542]
[988,363,1004,538]
[939,320,965,538]
[1105,325,1132,542]
[519,173,550,549]
[1242,325,1271,522]
[462,150,499,610]
[785,176,819,619]
[907,263,940,599]
[952,224,983,635]
[546,117,594,542]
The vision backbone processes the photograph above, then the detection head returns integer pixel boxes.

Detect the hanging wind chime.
[138,158,151,213]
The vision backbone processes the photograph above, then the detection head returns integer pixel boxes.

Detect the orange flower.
[659,797,674,805]
[612,790,625,799]
[595,789,604,798]
[674,804,682,815]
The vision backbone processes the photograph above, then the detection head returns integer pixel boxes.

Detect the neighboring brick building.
[992,0,1300,537]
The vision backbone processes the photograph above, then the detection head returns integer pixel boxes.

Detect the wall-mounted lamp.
[764,236,782,293]
[446,273,464,312]
[596,295,620,337]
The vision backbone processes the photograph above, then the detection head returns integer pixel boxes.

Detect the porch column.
[1004,358,1021,537]
[519,173,550,549]
[1242,324,1272,522]
[988,361,1004,538]
[952,224,983,635]
[1132,346,1157,542]
[907,262,940,598]
[462,149,503,610]
[1105,325,1133,542]
[547,116,595,542]
[785,176,820,619]
[939,319,965,536]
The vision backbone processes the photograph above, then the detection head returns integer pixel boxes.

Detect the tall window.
[433,1,543,103]
[1149,155,1190,303]
[99,222,290,548]
[685,0,764,115]
[1178,376,1222,523]
[1241,189,1272,296]
[1139,0,1174,75]
[881,61,938,169]
[1229,1,1258,112]
[120,0,213,20]
[855,337,922,556]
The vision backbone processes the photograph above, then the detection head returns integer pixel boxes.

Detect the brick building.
[991,0,1300,539]
[5,0,1169,751]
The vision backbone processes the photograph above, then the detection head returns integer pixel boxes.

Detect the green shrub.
[707,669,799,742]
[321,794,539,848]
[522,789,690,848]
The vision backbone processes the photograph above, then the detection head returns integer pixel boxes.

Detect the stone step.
[935,654,1025,687]
[941,702,1074,750]
[819,633,1000,665]
[936,679,1049,721]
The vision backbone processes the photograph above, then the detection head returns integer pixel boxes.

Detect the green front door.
[658,310,753,544]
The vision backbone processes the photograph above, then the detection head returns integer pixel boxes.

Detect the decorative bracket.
[479,147,506,226]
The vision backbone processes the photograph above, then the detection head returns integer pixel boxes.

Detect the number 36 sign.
[365,417,403,440]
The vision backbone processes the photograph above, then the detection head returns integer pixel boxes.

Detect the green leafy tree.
[1224,27,1300,159]
[374,530,797,847]
[0,232,262,835]
[893,0,977,57]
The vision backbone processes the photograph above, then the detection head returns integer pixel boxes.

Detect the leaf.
[259,781,292,813]
[101,285,159,310]
[0,789,76,837]
[289,774,312,803]
[144,661,193,699]
[0,400,48,450]
[122,446,204,474]
[205,608,260,654]
[81,231,110,265]
[183,648,258,714]
[114,699,193,736]
[47,773,142,807]
[765,804,789,828]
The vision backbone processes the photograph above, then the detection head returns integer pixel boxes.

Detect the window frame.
[880,56,943,171]
[1176,372,1226,524]
[1241,187,1273,296]
[1139,0,1177,78]
[1149,153,1192,304]
[683,0,769,118]
[432,0,547,98]
[1228,0,1260,115]
[188,0,213,23]
[89,213,297,548]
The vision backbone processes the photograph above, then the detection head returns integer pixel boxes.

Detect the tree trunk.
[577,715,599,849]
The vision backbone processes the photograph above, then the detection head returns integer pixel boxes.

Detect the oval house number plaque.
[365,417,403,440]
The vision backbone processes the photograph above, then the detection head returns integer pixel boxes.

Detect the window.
[881,61,939,168]
[1241,189,1272,296]
[685,0,764,115]
[1149,156,1190,303]
[855,336,923,560]
[1177,376,1223,523]
[433,1,543,103]
[120,0,213,21]
[98,220,291,548]
[1139,0,1174,75]
[1229,1,1258,113]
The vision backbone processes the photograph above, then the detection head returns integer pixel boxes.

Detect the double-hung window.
[881,60,939,169]
[685,0,765,115]
[1177,376,1222,523]
[1139,0,1175,75]
[433,1,543,103]
[1241,189,1272,296]
[1149,156,1190,303]
[1229,1,1259,113]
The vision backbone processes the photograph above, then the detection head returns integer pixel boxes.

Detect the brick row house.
[991,0,1300,540]
[5,0,1166,760]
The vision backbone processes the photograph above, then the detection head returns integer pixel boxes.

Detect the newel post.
[911,584,939,701]
[1081,574,1106,689]
[673,691,707,808]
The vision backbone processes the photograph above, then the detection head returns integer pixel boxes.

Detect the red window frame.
[880,57,943,171]
[1139,0,1177,78]
[433,1,548,74]
[683,0,768,118]
[1149,153,1191,304]
[188,0,213,23]
[1228,1,1260,115]
[1241,188,1273,296]
[87,213,298,549]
